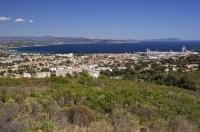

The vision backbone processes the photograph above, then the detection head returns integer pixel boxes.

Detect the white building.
[88,70,100,78]
[23,72,32,78]
[35,72,51,78]
[56,67,73,77]
[50,67,57,72]
[56,53,74,58]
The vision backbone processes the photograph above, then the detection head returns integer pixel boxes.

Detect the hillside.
[0,74,199,132]
[0,36,137,47]
[187,70,200,87]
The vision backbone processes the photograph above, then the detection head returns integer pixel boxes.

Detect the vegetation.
[101,55,200,92]
[0,73,199,131]
[102,68,198,91]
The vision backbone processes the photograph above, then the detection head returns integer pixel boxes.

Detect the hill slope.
[0,75,199,131]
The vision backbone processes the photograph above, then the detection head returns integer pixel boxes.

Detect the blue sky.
[0,0,200,40]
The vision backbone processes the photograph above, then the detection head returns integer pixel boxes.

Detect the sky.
[0,0,200,40]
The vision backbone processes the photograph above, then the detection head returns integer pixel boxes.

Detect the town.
[0,47,199,79]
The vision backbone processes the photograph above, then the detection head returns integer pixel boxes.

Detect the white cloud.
[14,18,25,22]
[0,16,11,21]
[29,19,34,23]
[0,16,34,23]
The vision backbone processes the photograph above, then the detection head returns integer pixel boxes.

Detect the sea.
[14,41,200,54]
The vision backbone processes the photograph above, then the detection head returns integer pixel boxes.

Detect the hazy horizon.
[0,36,200,41]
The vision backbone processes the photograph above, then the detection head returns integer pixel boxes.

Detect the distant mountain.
[146,38,180,42]
[0,36,138,47]
[0,36,95,44]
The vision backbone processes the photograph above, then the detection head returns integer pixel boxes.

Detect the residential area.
[0,47,199,79]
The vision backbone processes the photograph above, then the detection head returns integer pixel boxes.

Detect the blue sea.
[14,41,200,54]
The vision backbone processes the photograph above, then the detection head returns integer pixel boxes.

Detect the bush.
[111,107,139,132]
[168,117,199,132]
[63,105,97,127]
